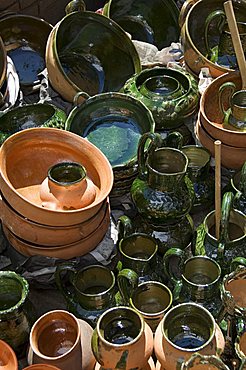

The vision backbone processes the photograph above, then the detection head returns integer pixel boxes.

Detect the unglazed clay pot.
[23,365,61,370]
[0,340,18,370]
[29,311,82,370]
[154,303,225,370]
[0,128,113,226]
[91,306,155,370]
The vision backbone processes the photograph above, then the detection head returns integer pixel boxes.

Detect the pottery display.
[28,310,82,370]
[45,10,141,102]
[181,145,215,211]
[154,302,225,370]
[180,0,246,77]
[65,92,155,194]
[103,0,180,50]
[194,192,246,275]
[91,306,155,370]
[0,271,32,358]
[0,340,18,370]
[180,353,230,370]
[131,132,194,226]
[0,103,66,145]
[163,249,222,318]
[231,161,246,215]
[122,66,199,130]
[0,14,52,92]
[0,128,113,226]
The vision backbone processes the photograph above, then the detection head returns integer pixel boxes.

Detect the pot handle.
[163,247,185,301]
[117,268,139,305]
[65,0,86,14]
[117,215,133,240]
[218,82,236,116]
[55,263,77,305]
[138,132,162,180]
[179,0,197,28]
[164,131,183,149]
[73,91,90,107]
[204,10,226,57]
[230,257,246,271]
[239,161,246,195]
[217,192,234,263]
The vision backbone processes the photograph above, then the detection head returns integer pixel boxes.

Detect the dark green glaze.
[232,161,246,214]
[0,36,7,96]
[56,11,141,96]
[163,249,222,319]
[181,146,215,212]
[0,271,31,358]
[103,0,180,50]
[122,67,199,130]
[131,132,195,226]
[0,103,66,145]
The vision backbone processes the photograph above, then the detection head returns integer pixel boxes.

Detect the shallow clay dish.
[200,71,246,148]
[23,365,61,370]
[0,128,113,226]
[0,339,18,370]
[196,114,246,170]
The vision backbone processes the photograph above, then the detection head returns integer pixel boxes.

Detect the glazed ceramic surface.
[0,103,66,145]
[180,0,246,77]
[0,15,52,90]
[0,339,18,370]
[180,353,230,370]
[231,161,246,215]
[0,36,7,103]
[46,11,141,102]
[103,0,180,50]
[122,67,199,130]
[0,128,113,226]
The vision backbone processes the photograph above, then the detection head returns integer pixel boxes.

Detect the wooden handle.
[224,0,246,89]
[214,140,221,240]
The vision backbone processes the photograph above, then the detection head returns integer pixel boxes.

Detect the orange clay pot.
[2,203,109,259]
[154,303,225,370]
[0,195,109,246]
[23,365,61,370]
[0,340,18,370]
[0,128,113,226]
[91,306,154,370]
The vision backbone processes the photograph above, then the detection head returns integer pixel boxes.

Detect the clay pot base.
[94,356,156,370]
[27,319,95,370]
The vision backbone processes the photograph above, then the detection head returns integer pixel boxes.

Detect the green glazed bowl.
[0,103,66,145]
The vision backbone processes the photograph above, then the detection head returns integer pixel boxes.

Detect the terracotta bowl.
[0,194,109,246]
[2,206,110,259]
[0,128,113,226]
[23,365,61,370]
[200,71,246,148]
[0,339,18,370]
[196,114,246,170]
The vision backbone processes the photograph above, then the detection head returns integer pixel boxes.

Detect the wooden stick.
[214,140,221,240]
[224,0,246,89]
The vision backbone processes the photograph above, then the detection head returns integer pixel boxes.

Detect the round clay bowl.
[2,206,110,259]
[23,365,61,370]
[0,194,109,246]
[0,128,113,226]
[200,71,246,148]
[0,340,18,370]
[196,114,246,170]
[46,11,141,102]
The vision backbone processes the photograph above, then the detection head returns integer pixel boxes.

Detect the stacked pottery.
[0,128,113,259]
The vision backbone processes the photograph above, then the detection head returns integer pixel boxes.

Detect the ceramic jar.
[0,340,18,370]
[163,248,222,318]
[91,306,155,370]
[0,271,32,358]
[28,310,82,370]
[231,161,246,215]
[181,146,214,212]
[131,132,194,226]
[154,303,225,370]
[122,67,199,130]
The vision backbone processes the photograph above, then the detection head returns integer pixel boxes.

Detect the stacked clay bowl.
[0,128,113,259]
[197,71,246,170]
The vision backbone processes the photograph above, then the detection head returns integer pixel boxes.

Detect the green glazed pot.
[231,161,246,215]
[180,353,230,370]
[131,132,195,226]
[0,271,31,358]
[122,66,199,130]
[0,103,66,145]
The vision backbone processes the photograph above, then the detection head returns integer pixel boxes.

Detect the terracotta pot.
[154,303,225,370]
[91,306,154,370]
[0,128,113,226]
[200,71,246,148]
[180,0,246,78]
[196,114,246,169]
[23,365,61,370]
[29,310,82,370]
[45,11,141,102]
[0,340,18,370]
[2,204,109,259]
